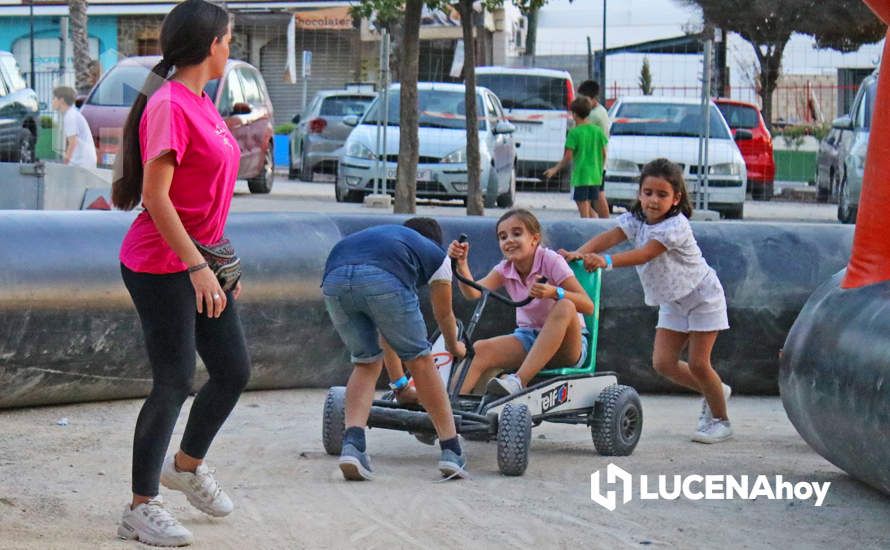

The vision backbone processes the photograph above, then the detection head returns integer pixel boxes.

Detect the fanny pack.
[193,237,242,292]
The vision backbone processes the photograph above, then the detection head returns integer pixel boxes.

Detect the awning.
[294,6,353,30]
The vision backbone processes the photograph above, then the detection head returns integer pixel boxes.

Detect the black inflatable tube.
[779,272,890,496]
[0,212,852,408]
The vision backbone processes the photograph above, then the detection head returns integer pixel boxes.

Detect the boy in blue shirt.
[322,218,467,480]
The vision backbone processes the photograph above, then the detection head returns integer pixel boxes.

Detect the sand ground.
[1,390,888,549]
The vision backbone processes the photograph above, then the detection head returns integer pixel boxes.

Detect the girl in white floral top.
[560,158,733,444]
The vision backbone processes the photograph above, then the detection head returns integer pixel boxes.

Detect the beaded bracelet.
[187,262,209,273]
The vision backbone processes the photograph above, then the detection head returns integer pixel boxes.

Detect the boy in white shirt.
[51,86,97,169]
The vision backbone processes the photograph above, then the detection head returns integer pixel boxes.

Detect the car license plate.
[102,153,116,166]
[386,167,432,182]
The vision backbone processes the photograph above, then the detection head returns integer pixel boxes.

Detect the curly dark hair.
[629,158,693,221]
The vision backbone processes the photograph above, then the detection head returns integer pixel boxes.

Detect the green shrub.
[39,115,54,129]
[274,122,296,135]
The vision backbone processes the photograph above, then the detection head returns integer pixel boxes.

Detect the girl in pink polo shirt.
[448,209,594,396]
[110,0,249,546]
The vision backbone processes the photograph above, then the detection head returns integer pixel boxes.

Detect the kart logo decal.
[541,382,569,413]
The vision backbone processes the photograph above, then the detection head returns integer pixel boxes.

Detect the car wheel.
[300,146,313,182]
[752,182,773,201]
[11,128,35,163]
[817,175,830,203]
[287,147,299,180]
[335,181,363,203]
[247,143,274,194]
[723,204,744,220]
[497,167,516,208]
[837,176,855,224]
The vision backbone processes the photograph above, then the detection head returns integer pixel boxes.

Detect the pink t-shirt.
[119,80,241,274]
[493,246,584,330]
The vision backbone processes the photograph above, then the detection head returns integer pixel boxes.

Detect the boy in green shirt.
[544,97,608,218]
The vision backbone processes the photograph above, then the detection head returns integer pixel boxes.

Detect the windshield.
[362,89,484,130]
[88,64,219,107]
[611,102,731,139]
[320,95,374,117]
[476,74,568,110]
[716,103,759,129]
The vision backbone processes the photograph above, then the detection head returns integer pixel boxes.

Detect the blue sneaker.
[438,449,469,480]
[339,443,373,481]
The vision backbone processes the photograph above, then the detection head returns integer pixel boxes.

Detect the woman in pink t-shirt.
[110,0,249,546]
[448,209,594,396]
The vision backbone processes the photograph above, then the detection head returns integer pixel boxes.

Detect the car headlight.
[708,163,740,176]
[606,158,639,173]
[441,147,466,164]
[345,141,375,160]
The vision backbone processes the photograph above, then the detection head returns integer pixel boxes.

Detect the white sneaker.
[159,456,233,517]
[698,383,732,431]
[486,373,523,397]
[117,496,193,547]
[692,419,733,444]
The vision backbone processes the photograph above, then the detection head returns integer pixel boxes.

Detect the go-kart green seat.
[539,260,601,377]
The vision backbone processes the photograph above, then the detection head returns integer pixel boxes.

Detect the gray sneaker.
[438,449,469,480]
[339,442,373,481]
[698,383,732,431]
[486,374,523,397]
[692,419,734,444]
[117,496,194,547]
[159,456,233,517]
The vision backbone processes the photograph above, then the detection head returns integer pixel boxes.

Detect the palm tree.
[69,0,91,93]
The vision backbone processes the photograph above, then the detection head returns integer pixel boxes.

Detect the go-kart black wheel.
[497,403,532,476]
[322,386,346,456]
[590,384,642,456]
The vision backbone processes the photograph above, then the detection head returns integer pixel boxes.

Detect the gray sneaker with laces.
[117,496,193,547]
[438,449,469,480]
[692,419,734,444]
[486,373,523,397]
[159,456,233,517]
[339,442,374,481]
[698,383,732,431]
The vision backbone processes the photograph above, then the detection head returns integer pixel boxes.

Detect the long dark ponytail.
[112,0,230,210]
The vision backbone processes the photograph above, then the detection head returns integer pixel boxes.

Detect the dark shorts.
[572,185,601,202]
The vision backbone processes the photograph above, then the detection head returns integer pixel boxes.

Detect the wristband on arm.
[604,254,613,271]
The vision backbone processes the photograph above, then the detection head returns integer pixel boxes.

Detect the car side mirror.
[292,113,301,124]
[734,129,753,141]
[232,102,251,115]
[832,115,852,130]
[494,120,516,134]
[342,115,359,127]
[74,96,85,108]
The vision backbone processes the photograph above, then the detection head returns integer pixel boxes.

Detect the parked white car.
[476,66,574,189]
[605,96,748,219]
[337,82,518,207]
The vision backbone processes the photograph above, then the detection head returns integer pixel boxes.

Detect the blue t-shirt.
[323,225,446,291]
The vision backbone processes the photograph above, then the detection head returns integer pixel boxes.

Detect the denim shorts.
[512,326,589,369]
[322,265,430,363]
[657,270,729,333]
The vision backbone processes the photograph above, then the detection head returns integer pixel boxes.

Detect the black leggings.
[122,264,251,497]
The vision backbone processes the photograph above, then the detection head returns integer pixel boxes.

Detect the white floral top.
[617,212,712,306]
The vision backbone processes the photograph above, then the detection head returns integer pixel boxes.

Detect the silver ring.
[212,294,221,300]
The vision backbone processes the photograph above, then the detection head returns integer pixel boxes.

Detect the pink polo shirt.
[493,246,584,330]
[119,80,241,274]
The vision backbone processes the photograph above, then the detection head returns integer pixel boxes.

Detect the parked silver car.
[288,86,376,181]
[337,82,518,206]
[836,70,877,224]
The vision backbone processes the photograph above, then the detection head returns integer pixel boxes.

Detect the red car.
[715,98,775,201]
[80,56,275,193]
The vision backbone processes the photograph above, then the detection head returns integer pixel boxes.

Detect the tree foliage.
[639,57,654,95]
[680,0,884,126]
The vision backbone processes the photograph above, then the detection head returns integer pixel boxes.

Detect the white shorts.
[657,270,729,333]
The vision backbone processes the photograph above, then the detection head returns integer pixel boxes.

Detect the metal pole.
[29,1,35,90]
[586,36,593,81]
[699,38,713,212]
[600,0,606,104]
[380,31,390,196]
[373,30,387,196]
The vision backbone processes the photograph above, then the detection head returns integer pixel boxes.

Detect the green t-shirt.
[565,122,608,187]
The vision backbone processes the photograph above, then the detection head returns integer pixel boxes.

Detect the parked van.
[476,66,573,189]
